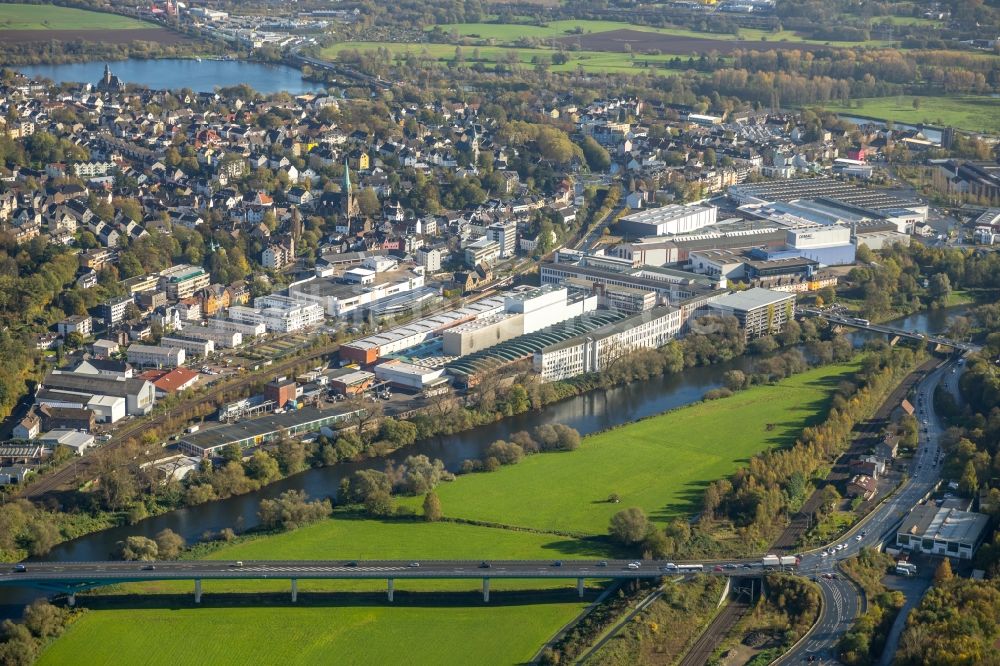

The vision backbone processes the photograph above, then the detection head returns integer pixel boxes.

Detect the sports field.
[0,3,150,30]
[826,95,1000,134]
[405,363,860,534]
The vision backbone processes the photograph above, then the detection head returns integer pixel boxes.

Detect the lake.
[17,59,327,95]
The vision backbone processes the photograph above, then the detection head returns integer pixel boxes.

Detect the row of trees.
[0,600,71,666]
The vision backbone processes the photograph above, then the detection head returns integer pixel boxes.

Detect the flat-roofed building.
[617,204,717,237]
[178,325,242,349]
[57,315,92,338]
[160,334,215,358]
[126,344,186,369]
[533,306,683,381]
[896,504,990,560]
[374,359,446,390]
[158,265,211,300]
[707,288,796,340]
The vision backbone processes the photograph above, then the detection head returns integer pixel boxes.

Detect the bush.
[609,507,650,545]
[258,490,332,530]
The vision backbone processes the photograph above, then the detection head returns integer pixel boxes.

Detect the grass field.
[325,40,684,74]
[434,20,886,47]
[39,603,584,666]
[0,3,150,30]
[38,362,857,664]
[825,95,1000,134]
[403,363,860,534]
[38,520,596,665]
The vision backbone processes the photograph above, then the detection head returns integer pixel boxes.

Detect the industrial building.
[126,344,186,369]
[178,405,365,457]
[339,295,507,365]
[533,306,683,381]
[617,204,718,237]
[287,268,426,317]
[896,504,990,560]
[707,288,796,339]
[374,359,446,390]
[37,371,156,419]
[441,285,597,356]
[446,310,628,387]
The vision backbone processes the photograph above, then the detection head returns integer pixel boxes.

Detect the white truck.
[762,554,781,568]
[763,554,798,568]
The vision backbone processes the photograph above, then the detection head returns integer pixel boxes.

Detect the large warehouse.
[896,504,990,560]
[617,204,718,237]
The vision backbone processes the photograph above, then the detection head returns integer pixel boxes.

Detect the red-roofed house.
[139,367,200,396]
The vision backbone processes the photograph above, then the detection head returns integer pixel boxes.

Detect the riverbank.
[34,363,860,665]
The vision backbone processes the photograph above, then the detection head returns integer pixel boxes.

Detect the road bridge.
[798,309,980,352]
[1,559,779,606]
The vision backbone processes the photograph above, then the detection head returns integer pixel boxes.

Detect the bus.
[676,564,705,572]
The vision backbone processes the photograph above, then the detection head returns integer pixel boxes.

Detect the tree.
[0,620,38,666]
[245,450,281,483]
[24,521,60,557]
[118,536,158,561]
[154,528,185,559]
[609,507,650,545]
[959,460,979,497]
[423,491,442,522]
[933,558,953,584]
[357,187,380,218]
[928,272,952,304]
[723,369,748,391]
[276,439,308,475]
[580,136,611,171]
[22,600,67,639]
[220,442,242,463]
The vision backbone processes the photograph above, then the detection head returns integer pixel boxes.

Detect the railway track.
[20,343,341,499]
[677,596,751,666]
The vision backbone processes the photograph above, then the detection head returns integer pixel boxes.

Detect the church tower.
[341,160,359,219]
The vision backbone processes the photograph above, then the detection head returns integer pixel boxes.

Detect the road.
[575,200,625,252]
[778,359,954,665]
[3,560,767,589]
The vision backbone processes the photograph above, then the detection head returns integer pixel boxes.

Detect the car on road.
[627,562,640,570]
[820,551,828,557]
[408,562,420,568]
[741,563,753,569]
[12,564,26,572]
[231,561,243,568]
[855,535,863,541]
[479,561,491,569]
[552,560,563,567]
[141,564,156,571]
[714,565,724,572]
[345,561,358,567]
[724,563,737,569]
[597,561,608,567]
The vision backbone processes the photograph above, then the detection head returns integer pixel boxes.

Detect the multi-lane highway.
[778,359,955,664]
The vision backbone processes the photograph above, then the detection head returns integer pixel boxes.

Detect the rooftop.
[900,504,990,546]
[710,287,794,311]
[179,404,363,451]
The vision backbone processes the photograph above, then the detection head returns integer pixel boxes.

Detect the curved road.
[777,359,954,664]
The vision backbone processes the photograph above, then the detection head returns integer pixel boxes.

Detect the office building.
[97,295,135,326]
[126,344,186,368]
[707,288,796,339]
[160,334,215,358]
[464,236,501,267]
[533,306,683,381]
[230,296,324,333]
[158,265,211,300]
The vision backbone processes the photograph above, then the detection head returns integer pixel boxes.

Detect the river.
[16,59,326,95]
[0,306,970,615]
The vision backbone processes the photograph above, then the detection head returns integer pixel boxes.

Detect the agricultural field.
[0,3,151,30]
[825,95,1000,134]
[404,363,860,535]
[325,40,684,75]
[0,2,180,45]
[435,20,885,47]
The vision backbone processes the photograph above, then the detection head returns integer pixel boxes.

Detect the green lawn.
[0,3,151,30]
[39,603,583,666]
[825,95,1000,134]
[404,363,860,535]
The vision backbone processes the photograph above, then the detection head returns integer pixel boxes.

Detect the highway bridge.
[799,308,980,352]
[1,559,781,605]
